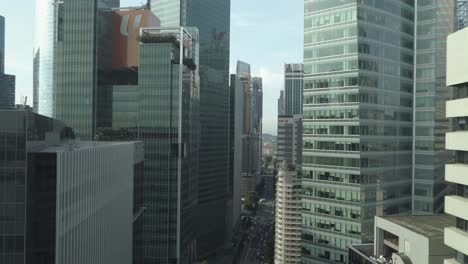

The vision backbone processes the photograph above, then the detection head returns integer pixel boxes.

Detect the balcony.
[447,97,468,118]
[446,131,468,151]
[445,196,468,220]
[446,164,468,186]
[444,227,468,256]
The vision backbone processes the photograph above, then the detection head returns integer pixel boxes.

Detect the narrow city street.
[238,201,275,264]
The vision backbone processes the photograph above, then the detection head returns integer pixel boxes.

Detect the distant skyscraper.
[302,1,414,262]
[0,16,15,110]
[150,1,232,256]
[33,0,53,117]
[251,77,263,174]
[278,90,286,116]
[0,74,15,109]
[229,73,244,232]
[236,61,263,176]
[284,63,303,115]
[0,110,140,264]
[237,61,253,174]
[444,26,468,263]
[0,16,4,74]
[274,161,302,264]
[412,0,457,215]
[150,0,184,27]
[277,114,302,169]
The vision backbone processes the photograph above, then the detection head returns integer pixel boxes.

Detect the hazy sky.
[0,0,303,135]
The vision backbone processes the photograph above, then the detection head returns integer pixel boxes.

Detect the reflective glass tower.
[97,26,200,264]
[33,0,120,138]
[413,0,457,214]
[150,0,231,257]
[302,1,414,262]
[33,0,57,117]
[284,63,304,115]
[0,16,4,74]
[251,77,263,174]
[0,15,15,110]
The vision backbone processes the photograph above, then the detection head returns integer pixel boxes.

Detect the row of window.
[304,108,412,122]
[304,75,413,93]
[305,8,357,29]
[305,25,357,45]
[303,140,413,152]
[303,184,412,204]
[304,125,412,137]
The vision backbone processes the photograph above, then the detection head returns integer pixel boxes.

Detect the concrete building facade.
[444,26,468,264]
[349,215,456,264]
[274,161,302,264]
[0,110,139,264]
[277,115,303,169]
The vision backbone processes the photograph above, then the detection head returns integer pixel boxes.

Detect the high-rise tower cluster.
[30,0,232,263]
[232,61,264,197]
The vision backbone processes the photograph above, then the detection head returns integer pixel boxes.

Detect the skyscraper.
[150,1,231,256]
[0,15,15,110]
[278,90,286,116]
[274,161,302,264]
[0,16,4,74]
[33,0,121,137]
[444,26,468,264]
[302,1,414,262]
[412,0,457,214]
[236,61,263,176]
[284,63,304,115]
[111,27,200,264]
[251,77,263,174]
[228,73,244,232]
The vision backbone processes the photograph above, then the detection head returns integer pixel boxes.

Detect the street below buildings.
[237,201,275,264]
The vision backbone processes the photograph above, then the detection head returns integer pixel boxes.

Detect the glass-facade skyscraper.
[413,0,456,214]
[0,16,4,74]
[0,15,15,110]
[33,0,120,137]
[251,77,263,174]
[302,1,414,262]
[285,63,304,115]
[150,0,232,257]
[120,28,200,263]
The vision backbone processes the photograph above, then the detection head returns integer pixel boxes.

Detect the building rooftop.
[36,141,136,153]
[380,214,456,238]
